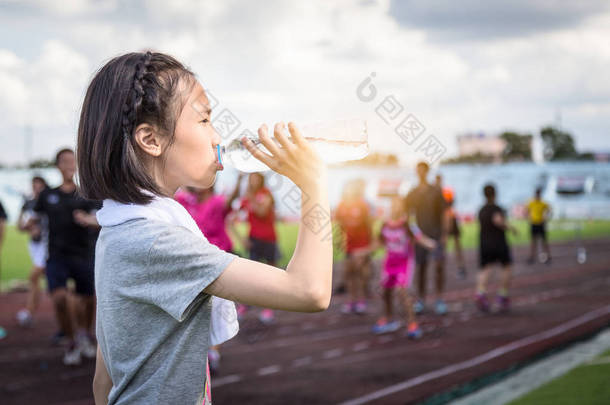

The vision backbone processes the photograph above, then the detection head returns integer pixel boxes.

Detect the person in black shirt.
[0,198,7,289]
[476,184,517,313]
[405,162,449,315]
[34,148,100,366]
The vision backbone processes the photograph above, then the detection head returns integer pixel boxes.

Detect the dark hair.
[483,183,496,199]
[32,175,48,187]
[77,51,195,204]
[416,161,429,172]
[55,148,74,165]
[535,187,542,196]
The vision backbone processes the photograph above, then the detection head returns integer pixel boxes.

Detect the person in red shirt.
[238,172,279,324]
[335,179,373,314]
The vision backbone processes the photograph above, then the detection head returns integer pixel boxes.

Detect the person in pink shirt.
[175,174,243,374]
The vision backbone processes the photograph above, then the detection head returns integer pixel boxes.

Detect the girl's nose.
[212,126,222,147]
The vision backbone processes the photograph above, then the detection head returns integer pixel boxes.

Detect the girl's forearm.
[286,177,332,309]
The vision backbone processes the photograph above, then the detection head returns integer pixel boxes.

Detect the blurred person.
[405,162,449,315]
[371,196,435,339]
[175,176,242,374]
[335,178,373,314]
[34,148,100,366]
[526,187,552,264]
[440,183,467,279]
[0,199,5,340]
[16,176,49,327]
[476,184,517,313]
[238,172,280,324]
[0,198,6,288]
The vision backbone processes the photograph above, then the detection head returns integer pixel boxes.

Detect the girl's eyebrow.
[191,101,212,117]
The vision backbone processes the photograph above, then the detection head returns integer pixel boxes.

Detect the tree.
[540,126,578,161]
[500,131,533,161]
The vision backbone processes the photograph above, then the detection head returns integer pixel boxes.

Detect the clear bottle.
[217,119,369,172]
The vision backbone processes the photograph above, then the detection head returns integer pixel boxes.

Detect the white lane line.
[213,374,242,387]
[338,305,610,405]
[257,365,282,376]
[323,349,344,359]
[292,356,312,367]
[352,342,370,352]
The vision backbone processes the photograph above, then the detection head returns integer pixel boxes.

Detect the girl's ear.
[134,123,163,157]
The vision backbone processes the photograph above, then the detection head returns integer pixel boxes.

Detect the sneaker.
[372,318,401,334]
[354,300,367,314]
[475,293,490,313]
[341,302,354,314]
[208,348,221,375]
[236,304,248,321]
[497,295,511,313]
[435,300,448,315]
[458,267,467,280]
[16,309,33,327]
[77,332,96,359]
[0,327,6,340]
[258,309,275,325]
[414,300,425,315]
[406,322,423,340]
[63,342,81,366]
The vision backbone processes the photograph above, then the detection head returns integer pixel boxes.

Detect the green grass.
[2,219,610,284]
[508,348,610,405]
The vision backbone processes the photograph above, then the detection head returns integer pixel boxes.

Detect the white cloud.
[0,0,609,165]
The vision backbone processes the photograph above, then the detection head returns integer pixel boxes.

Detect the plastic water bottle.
[217,119,369,172]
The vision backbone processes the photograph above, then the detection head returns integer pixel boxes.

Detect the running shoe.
[16,309,33,327]
[258,309,275,325]
[77,332,97,359]
[208,348,221,375]
[354,300,367,314]
[497,295,511,313]
[406,322,423,340]
[63,342,81,366]
[435,299,448,315]
[372,318,401,334]
[475,293,490,313]
[341,302,354,314]
[414,300,425,315]
[0,327,6,340]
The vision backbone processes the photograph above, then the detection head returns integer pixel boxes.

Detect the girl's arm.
[205,123,332,312]
[225,173,245,212]
[93,346,112,405]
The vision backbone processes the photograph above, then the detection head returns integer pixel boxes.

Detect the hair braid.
[122,51,153,139]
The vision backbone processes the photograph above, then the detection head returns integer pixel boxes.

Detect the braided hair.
[77,51,195,204]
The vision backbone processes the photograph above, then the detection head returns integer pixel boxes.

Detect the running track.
[0,239,609,404]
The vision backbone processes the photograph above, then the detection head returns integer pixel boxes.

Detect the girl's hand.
[242,122,326,192]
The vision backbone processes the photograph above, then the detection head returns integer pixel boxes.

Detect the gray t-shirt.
[95,219,236,405]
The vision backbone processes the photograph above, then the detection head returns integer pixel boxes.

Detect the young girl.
[237,172,280,324]
[79,51,331,405]
[372,196,435,339]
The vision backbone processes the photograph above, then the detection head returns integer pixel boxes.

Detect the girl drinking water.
[78,51,332,405]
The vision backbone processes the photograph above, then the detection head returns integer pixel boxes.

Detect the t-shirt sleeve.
[146,225,237,321]
[0,201,7,220]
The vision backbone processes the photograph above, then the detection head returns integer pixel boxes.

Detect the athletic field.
[1,236,609,404]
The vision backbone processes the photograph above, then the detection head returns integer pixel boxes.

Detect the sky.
[0,0,609,166]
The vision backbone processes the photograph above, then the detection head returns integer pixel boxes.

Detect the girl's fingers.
[258,124,282,157]
[273,122,297,152]
[287,122,307,147]
[241,136,276,170]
